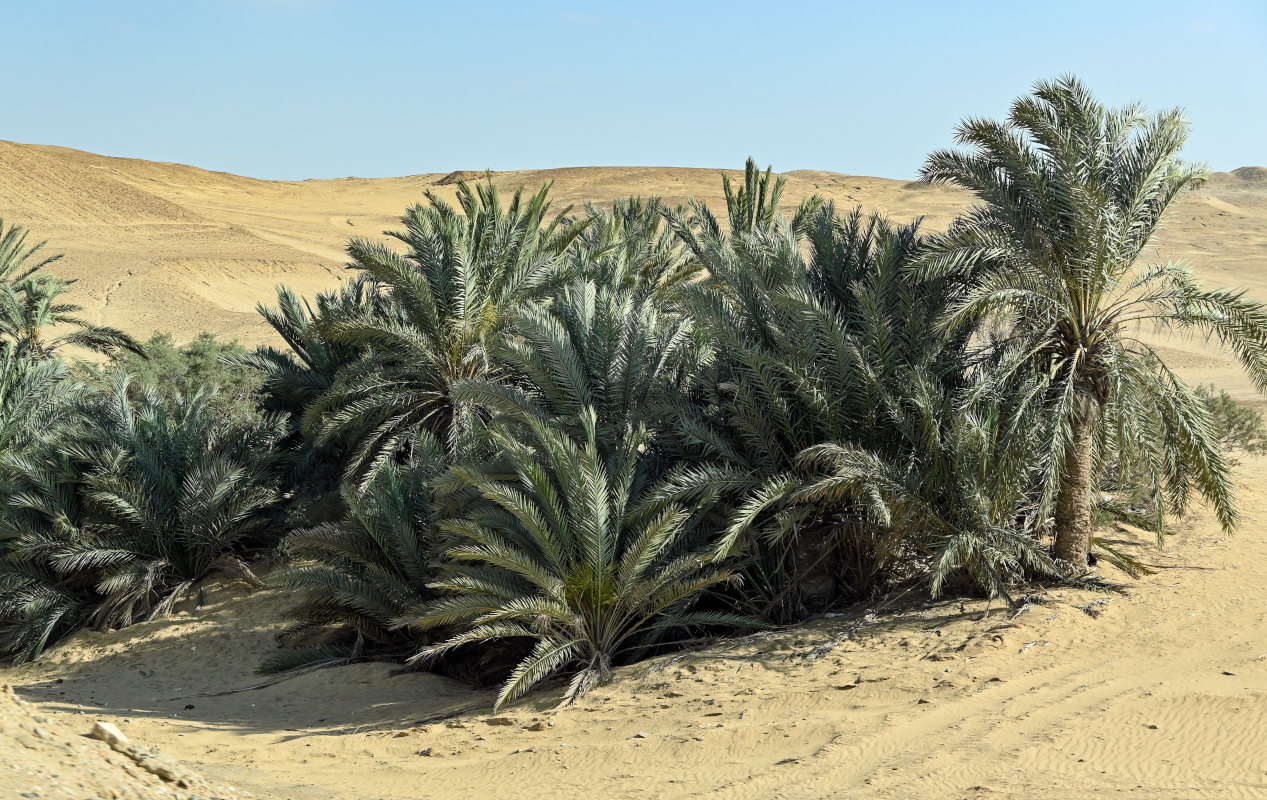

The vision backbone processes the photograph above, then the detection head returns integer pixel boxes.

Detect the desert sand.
[2,140,1266,400]
[8,457,1267,799]
[2,142,1267,799]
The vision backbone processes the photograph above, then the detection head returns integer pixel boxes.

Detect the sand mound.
[0,684,240,800]
[3,139,1265,378]
[1230,166,1267,183]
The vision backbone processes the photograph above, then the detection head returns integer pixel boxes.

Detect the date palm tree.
[453,278,700,467]
[566,197,698,307]
[242,277,388,421]
[52,377,289,627]
[307,178,589,484]
[402,409,742,710]
[660,199,1020,618]
[920,75,1267,569]
[261,454,449,674]
[0,344,90,663]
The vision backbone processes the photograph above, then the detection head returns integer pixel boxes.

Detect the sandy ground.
[6,454,1266,800]
[2,144,1267,798]
[1,683,240,799]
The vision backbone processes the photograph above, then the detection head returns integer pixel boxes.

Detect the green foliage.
[261,452,450,673]
[0,374,289,660]
[920,75,1267,562]
[241,278,388,422]
[307,178,590,484]
[403,409,742,710]
[566,197,698,306]
[80,331,264,427]
[657,197,1047,618]
[1194,384,1267,458]
[455,277,700,464]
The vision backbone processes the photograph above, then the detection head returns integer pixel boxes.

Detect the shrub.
[1195,384,1267,459]
[261,450,449,674]
[0,374,289,659]
[78,331,265,428]
[402,410,744,709]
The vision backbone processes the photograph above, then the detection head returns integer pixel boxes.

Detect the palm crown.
[308,179,589,483]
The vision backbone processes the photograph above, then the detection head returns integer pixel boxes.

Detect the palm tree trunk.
[1053,399,1102,570]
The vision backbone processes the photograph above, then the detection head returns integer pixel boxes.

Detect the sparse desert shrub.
[78,331,265,427]
[1194,384,1267,459]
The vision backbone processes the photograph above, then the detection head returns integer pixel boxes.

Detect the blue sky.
[3,0,1263,180]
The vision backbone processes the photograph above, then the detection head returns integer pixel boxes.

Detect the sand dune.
[3,139,1265,397]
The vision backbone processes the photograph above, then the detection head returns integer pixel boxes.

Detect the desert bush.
[260,449,451,674]
[78,331,265,427]
[1194,384,1267,458]
[401,409,742,709]
[0,374,289,660]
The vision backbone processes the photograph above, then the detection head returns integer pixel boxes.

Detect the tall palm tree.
[0,220,141,359]
[920,76,1267,569]
[307,178,590,483]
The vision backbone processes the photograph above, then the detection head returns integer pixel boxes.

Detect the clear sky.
[3,0,1264,181]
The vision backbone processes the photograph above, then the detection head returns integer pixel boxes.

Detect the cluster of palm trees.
[3,77,1264,710]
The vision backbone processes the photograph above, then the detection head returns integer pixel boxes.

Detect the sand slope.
[1,684,239,799]
[9,455,1267,800]
[2,140,1266,393]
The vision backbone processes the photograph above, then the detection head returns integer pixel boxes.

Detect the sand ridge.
[2,139,1266,397]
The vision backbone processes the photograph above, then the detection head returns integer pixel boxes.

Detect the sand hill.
[2,139,1266,397]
